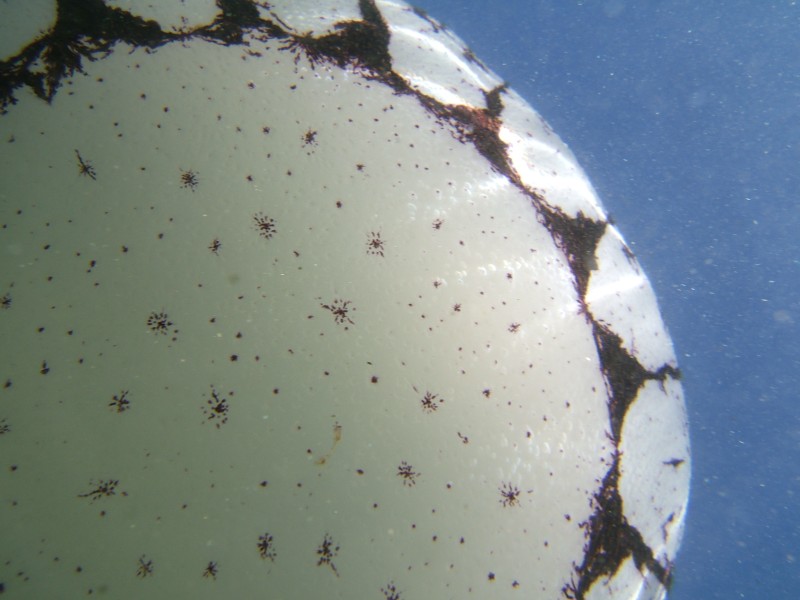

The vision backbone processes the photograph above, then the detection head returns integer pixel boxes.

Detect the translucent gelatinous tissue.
[0,1,689,598]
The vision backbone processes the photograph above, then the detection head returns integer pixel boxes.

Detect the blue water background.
[415,1,800,598]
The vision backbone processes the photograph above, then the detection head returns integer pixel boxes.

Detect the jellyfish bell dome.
[0,1,689,598]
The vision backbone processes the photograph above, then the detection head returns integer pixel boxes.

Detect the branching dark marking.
[75,149,96,180]
[136,555,154,578]
[109,390,131,413]
[568,455,671,598]
[78,479,122,501]
[257,532,277,561]
[316,533,339,576]
[397,461,419,486]
[202,561,218,579]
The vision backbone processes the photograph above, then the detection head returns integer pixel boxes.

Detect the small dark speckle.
[209,238,221,254]
[1,293,12,309]
[371,376,378,383]
[40,360,49,375]
[488,572,495,581]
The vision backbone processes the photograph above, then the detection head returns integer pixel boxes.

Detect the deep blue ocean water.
[414,1,800,598]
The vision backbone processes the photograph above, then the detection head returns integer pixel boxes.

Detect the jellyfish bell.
[0,1,689,598]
